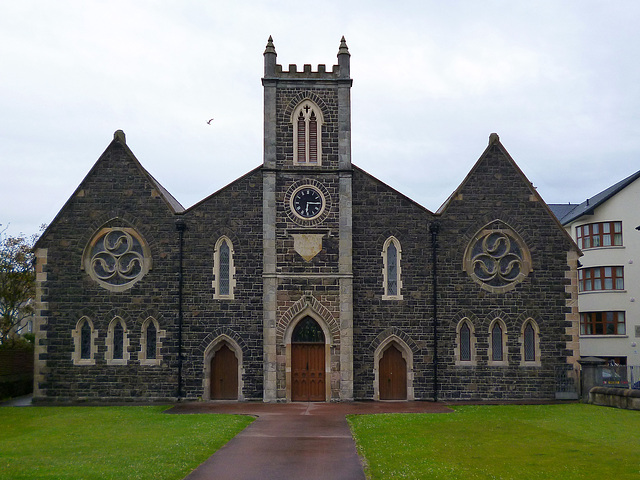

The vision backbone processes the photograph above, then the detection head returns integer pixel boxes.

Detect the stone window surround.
[139,316,166,366]
[213,236,236,300]
[372,335,414,401]
[82,226,152,292]
[382,236,403,300]
[202,334,244,401]
[455,318,478,366]
[291,99,324,166]
[72,316,98,366]
[519,319,541,367]
[105,316,130,365]
[488,318,509,366]
[463,223,532,294]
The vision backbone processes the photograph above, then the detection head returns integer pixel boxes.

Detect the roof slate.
[549,168,640,225]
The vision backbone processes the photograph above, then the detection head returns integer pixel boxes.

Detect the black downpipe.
[429,221,440,402]
[175,218,186,401]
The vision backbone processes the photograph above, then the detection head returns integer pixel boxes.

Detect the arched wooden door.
[379,344,407,400]
[291,316,326,402]
[210,344,238,400]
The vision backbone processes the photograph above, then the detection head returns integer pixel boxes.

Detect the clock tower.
[262,37,353,401]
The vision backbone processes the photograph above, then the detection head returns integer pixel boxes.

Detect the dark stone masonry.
[32,38,580,403]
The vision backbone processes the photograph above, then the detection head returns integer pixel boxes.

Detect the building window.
[455,319,476,365]
[292,100,323,165]
[578,267,624,292]
[72,316,97,365]
[576,221,622,249]
[140,317,165,365]
[492,324,503,361]
[81,322,92,360]
[524,323,535,361]
[106,317,129,365]
[520,319,541,366]
[382,237,403,300]
[146,322,157,360]
[580,311,626,335]
[213,236,236,299]
[460,323,471,361]
[488,320,508,366]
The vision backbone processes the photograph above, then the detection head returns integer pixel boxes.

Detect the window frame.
[455,319,477,366]
[520,319,541,366]
[488,319,508,366]
[578,266,624,292]
[213,236,236,300]
[576,221,622,249]
[381,236,403,300]
[139,317,166,365]
[580,311,626,336]
[72,316,97,366]
[106,317,129,365]
[291,100,324,166]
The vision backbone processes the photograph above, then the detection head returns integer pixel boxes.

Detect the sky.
[2,1,640,238]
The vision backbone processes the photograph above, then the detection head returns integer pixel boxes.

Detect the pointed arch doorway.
[291,316,326,401]
[210,343,238,400]
[379,344,407,400]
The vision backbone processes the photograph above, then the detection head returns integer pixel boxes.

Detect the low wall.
[589,387,640,411]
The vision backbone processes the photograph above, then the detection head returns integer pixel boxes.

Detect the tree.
[0,225,41,345]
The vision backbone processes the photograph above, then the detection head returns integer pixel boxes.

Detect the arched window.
[455,319,476,365]
[460,323,471,361]
[488,319,508,366]
[140,317,165,366]
[520,320,541,366]
[81,321,92,360]
[491,324,503,361]
[292,100,324,165]
[72,316,96,365]
[146,322,157,360]
[524,323,535,361]
[382,237,403,300]
[106,317,129,365]
[214,237,235,299]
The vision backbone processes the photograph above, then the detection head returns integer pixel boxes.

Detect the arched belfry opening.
[286,315,330,402]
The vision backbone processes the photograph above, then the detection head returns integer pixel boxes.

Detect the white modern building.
[551,170,640,369]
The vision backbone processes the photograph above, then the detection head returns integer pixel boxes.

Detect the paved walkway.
[169,401,452,480]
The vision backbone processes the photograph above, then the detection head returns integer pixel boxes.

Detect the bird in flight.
[207,118,214,125]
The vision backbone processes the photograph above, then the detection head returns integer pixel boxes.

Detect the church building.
[33,38,580,402]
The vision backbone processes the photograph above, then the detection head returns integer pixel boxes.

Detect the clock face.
[292,186,325,219]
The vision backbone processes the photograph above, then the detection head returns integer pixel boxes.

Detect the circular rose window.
[463,225,532,293]
[83,227,152,292]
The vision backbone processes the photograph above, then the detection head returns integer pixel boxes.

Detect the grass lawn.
[348,404,640,480]
[0,405,253,480]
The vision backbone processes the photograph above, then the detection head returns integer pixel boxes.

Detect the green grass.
[348,404,640,480]
[0,406,253,480]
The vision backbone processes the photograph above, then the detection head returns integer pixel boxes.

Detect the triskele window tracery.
[463,224,532,293]
[83,227,152,292]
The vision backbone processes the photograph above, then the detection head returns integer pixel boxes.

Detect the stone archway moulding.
[202,334,244,401]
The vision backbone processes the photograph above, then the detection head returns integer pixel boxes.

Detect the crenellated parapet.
[263,36,351,81]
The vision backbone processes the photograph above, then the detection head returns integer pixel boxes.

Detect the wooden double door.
[210,344,238,400]
[291,343,326,401]
[379,344,407,400]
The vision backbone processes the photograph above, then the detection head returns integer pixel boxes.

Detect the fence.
[596,364,640,389]
[555,365,580,399]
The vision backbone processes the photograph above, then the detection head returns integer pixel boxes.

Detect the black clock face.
[292,187,324,219]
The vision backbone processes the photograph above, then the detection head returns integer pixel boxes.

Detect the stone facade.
[33,38,580,403]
